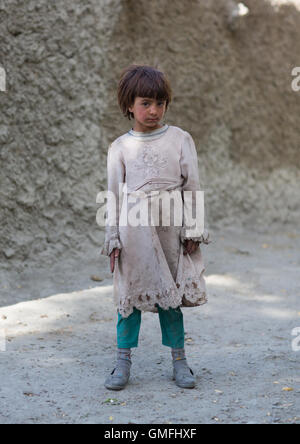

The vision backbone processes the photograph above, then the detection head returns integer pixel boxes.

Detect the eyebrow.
[140,98,166,102]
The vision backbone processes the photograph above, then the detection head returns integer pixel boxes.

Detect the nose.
[149,104,158,116]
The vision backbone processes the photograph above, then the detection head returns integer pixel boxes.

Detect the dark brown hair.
[117,64,172,120]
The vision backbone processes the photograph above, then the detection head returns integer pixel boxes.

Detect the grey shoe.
[105,349,132,391]
[172,358,195,388]
[171,348,195,389]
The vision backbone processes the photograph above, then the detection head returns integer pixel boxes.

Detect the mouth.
[147,119,159,122]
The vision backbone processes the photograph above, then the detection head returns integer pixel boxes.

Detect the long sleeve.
[100,142,126,257]
[179,131,210,245]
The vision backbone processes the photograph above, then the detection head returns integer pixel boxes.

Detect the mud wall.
[0,0,300,273]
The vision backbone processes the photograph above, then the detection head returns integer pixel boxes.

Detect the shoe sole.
[104,384,126,391]
[172,377,196,389]
[104,377,129,390]
[174,381,196,389]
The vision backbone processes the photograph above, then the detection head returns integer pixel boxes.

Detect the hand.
[110,248,120,273]
[183,239,200,256]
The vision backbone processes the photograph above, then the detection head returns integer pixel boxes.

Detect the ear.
[128,98,137,113]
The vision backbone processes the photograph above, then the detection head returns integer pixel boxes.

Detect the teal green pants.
[117,305,185,349]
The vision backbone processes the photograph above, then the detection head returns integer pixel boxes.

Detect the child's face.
[128,97,167,132]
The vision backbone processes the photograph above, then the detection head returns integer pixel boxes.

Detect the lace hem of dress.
[116,276,208,318]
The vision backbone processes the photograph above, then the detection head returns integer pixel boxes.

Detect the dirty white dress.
[100,124,210,318]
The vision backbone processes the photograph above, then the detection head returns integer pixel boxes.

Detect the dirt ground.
[0,224,300,424]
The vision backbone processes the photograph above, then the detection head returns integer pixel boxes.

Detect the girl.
[100,64,210,390]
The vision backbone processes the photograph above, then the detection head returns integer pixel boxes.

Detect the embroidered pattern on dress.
[132,142,168,176]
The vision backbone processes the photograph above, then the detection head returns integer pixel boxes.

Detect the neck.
[132,122,164,133]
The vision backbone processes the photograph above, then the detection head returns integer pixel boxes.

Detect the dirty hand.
[110,248,120,273]
[183,239,200,256]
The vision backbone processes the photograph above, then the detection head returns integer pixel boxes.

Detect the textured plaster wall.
[0,0,300,273]
[0,0,123,272]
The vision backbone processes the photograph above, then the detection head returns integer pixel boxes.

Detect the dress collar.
[128,124,169,139]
